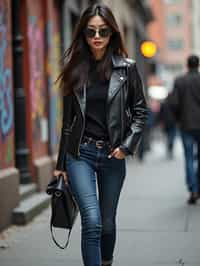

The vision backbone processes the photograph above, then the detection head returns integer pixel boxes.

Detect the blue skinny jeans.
[66,142,126,266]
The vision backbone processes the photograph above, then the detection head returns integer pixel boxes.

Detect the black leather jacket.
[56,55,148,171]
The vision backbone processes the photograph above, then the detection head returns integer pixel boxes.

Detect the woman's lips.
[93,41,103,46]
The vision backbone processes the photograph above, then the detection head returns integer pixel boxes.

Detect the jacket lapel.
[74,84,86,118]
[107,69,127,105]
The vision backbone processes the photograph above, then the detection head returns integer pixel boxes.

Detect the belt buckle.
[96,140,104,149]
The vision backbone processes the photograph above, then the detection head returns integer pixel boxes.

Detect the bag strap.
[50,221,71,249]
[50,197,71,249]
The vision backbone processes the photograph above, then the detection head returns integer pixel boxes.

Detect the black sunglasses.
[84,27,112,38]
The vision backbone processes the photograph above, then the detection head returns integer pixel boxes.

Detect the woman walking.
[54,3,147,266]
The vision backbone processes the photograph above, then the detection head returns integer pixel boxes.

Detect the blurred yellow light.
[140,41,157,58]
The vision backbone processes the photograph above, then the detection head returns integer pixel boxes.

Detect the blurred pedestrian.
[53,3,147,266]
[168,55,200,204]
[137,108,154,161]
[157,100,176,159]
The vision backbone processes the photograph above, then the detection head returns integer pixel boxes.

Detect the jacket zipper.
[77,118,85,156]
[121,87,124,142]
[70,115,77,131]
[77,85,86,156]
[120,69,126,142]
[106,78,112,146]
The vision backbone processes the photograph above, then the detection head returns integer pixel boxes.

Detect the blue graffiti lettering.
[0,25,13,140]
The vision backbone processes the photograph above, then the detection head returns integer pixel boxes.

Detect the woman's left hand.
[108,147,126,160]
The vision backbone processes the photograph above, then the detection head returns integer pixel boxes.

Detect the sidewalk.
[0,139,200,266]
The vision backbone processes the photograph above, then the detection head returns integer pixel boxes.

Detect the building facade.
[148,0,192,89]
[0,0,19,231]
[191,0,200,55]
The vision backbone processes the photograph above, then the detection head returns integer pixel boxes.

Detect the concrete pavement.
[0,139,200,266]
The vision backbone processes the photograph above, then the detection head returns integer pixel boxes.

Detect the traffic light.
[140,41,157,58]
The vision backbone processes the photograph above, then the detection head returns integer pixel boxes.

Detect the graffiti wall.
[46,0,62,155]
[27,0,48,158]
[0,0,15,169]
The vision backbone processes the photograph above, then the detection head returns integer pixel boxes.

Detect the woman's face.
[85,15,112,56]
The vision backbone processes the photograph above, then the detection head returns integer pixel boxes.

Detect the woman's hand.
[53,170,68,184]
[108,147,126,160]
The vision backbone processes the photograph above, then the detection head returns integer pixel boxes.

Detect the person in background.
[54,3,147,266]
[158,100,176,159]
[137,108,154,161]
[168,55,200,204]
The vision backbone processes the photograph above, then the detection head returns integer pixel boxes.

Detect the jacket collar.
[112,55,128,68]
[107,55,128,104]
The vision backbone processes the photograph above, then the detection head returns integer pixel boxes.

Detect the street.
[0,139,200,266]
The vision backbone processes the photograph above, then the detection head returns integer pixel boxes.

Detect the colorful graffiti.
[0,0,14,169]
[28,12,48,157]
[46,19,62,155]
[0,26,13,139]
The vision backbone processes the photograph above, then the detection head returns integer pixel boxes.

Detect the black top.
[83,60,110,140]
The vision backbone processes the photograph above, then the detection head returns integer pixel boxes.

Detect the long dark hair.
[57,3,128,95]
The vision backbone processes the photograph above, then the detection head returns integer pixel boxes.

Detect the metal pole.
[12,0,31,183]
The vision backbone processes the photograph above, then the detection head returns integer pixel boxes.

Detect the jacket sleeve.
[166,79,180,122]
[122,63,148,155]
[55,95,73,171]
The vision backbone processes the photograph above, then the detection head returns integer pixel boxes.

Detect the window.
[167,14,182,26]
[167,39,184,50]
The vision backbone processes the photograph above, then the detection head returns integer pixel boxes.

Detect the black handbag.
[46,174,78,249]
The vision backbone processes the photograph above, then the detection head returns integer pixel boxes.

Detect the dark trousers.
[181,130,200,193]
[189,130,200,192]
